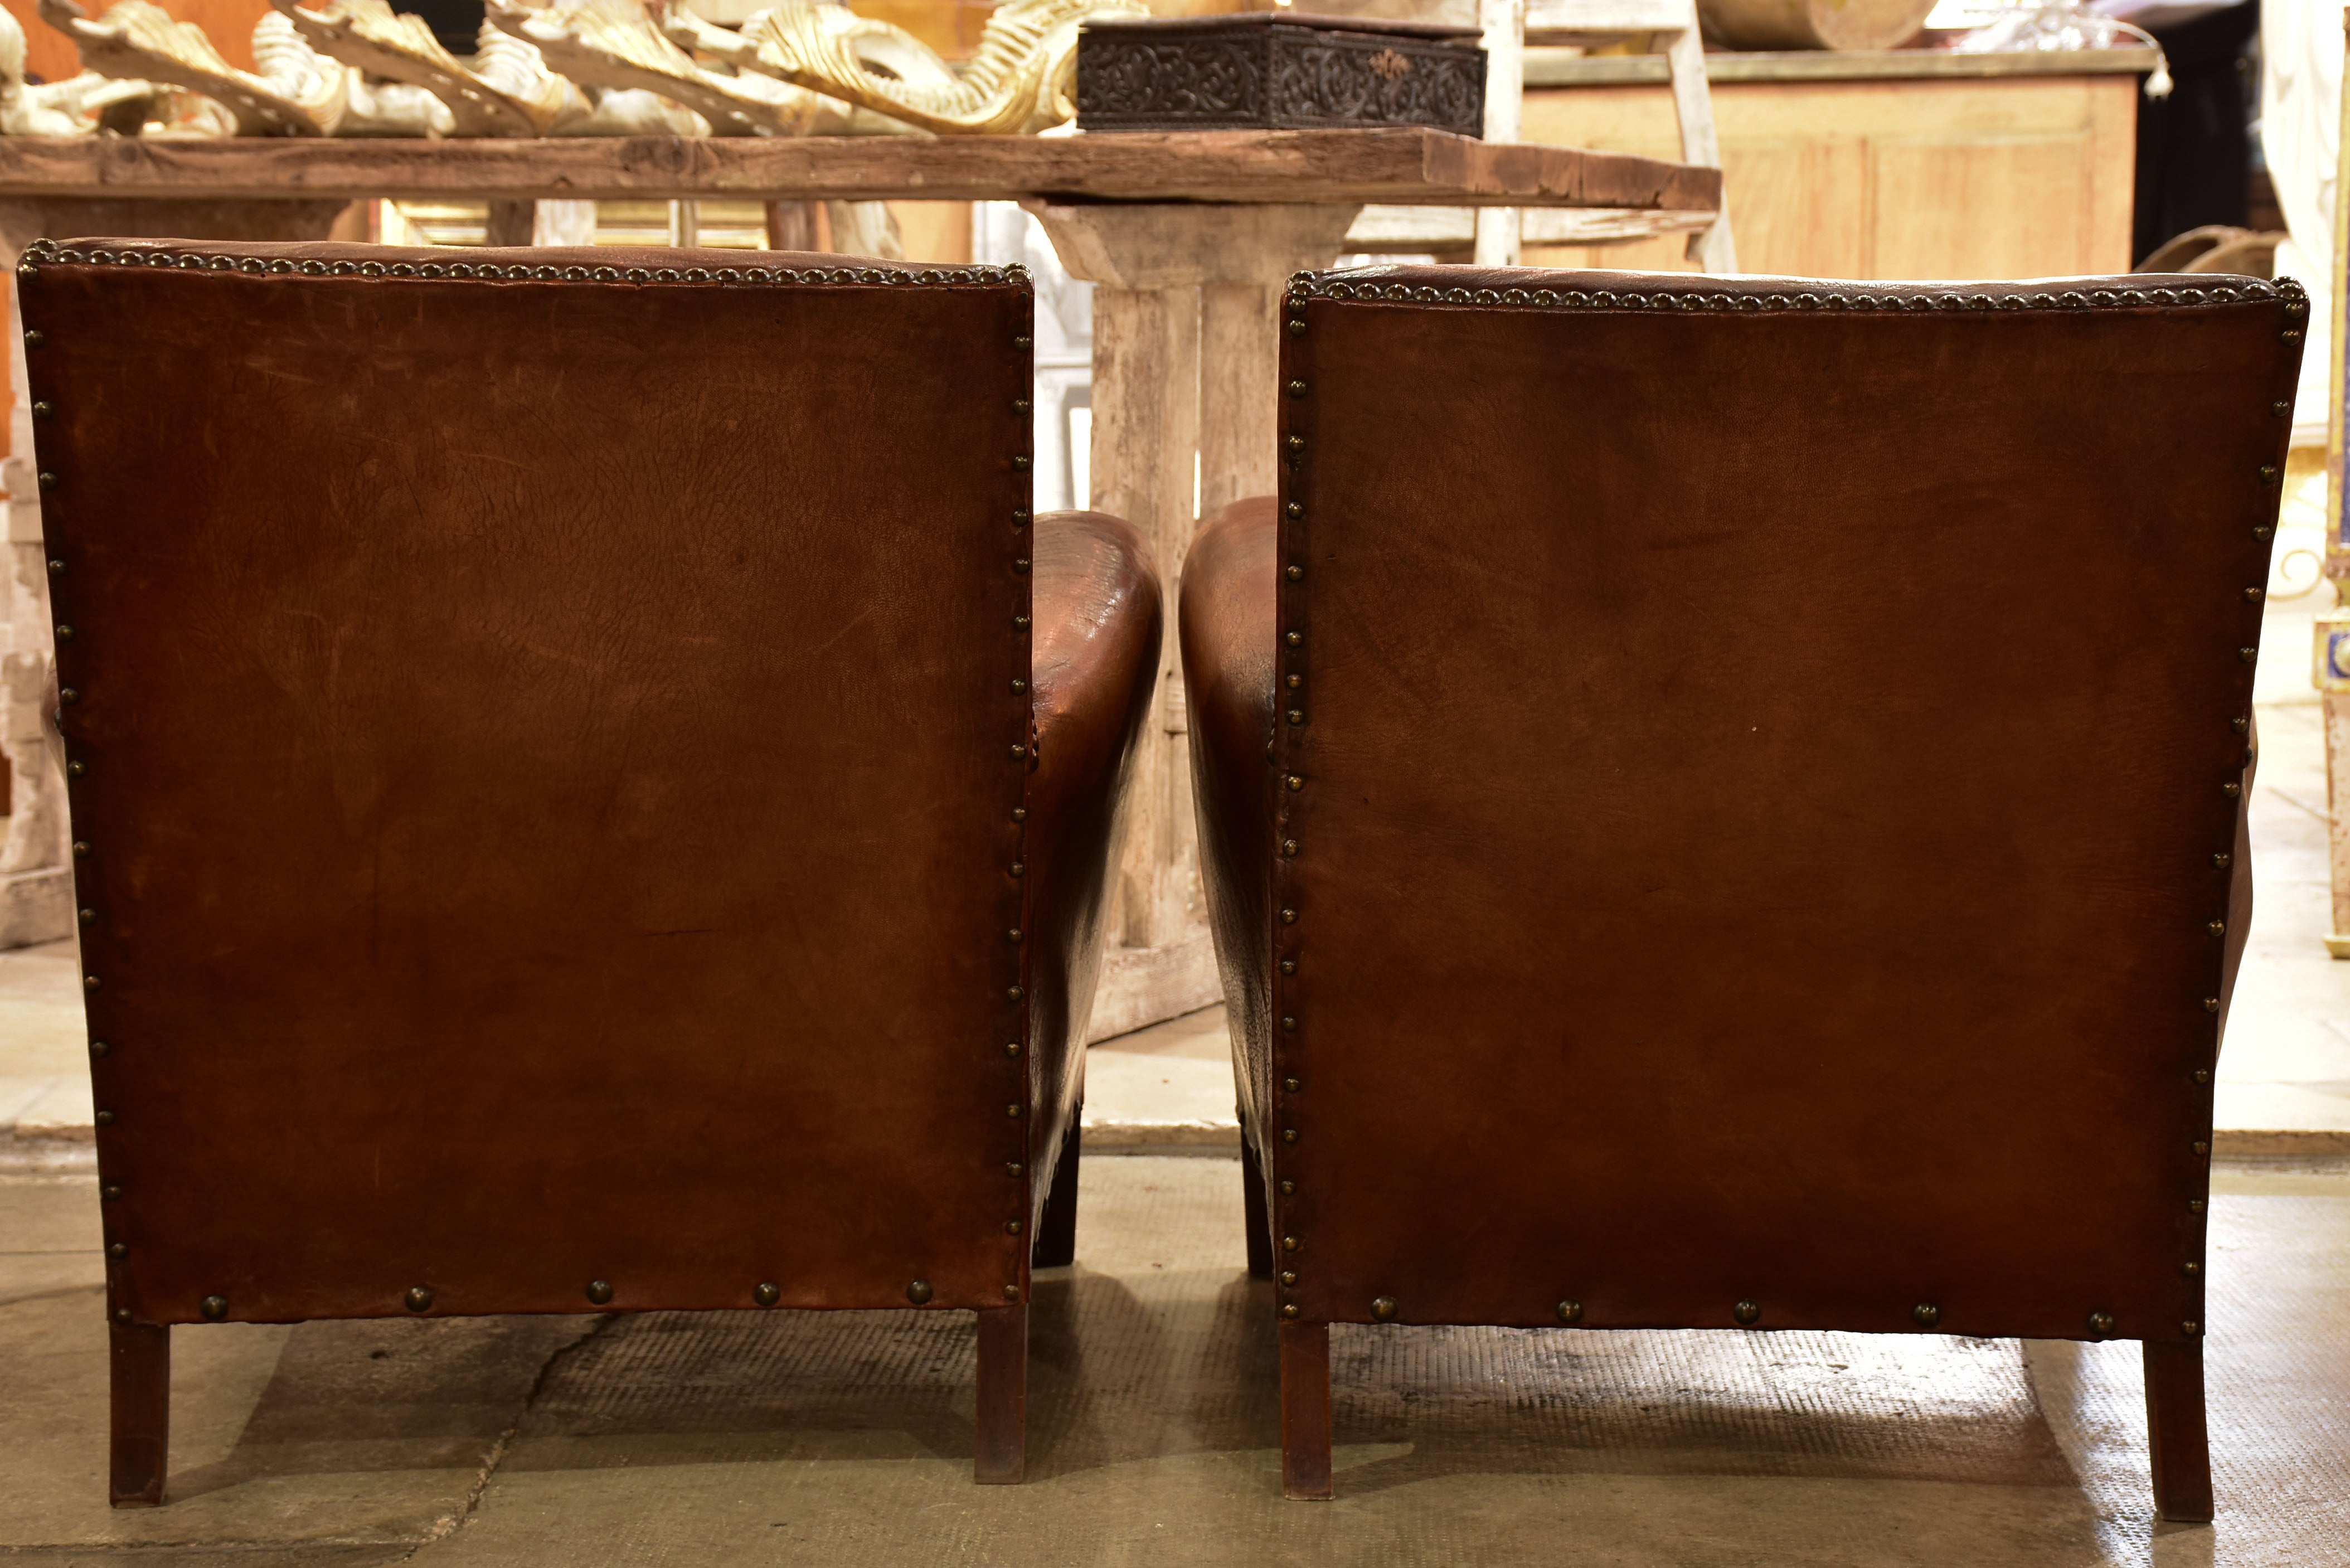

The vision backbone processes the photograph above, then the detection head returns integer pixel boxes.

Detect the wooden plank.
[1524,44,2160,87]
[0,129,1719,211]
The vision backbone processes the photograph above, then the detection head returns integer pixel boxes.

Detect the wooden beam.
[0,129,1721,211]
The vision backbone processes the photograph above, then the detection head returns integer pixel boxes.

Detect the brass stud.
[2286,328,2304,342]
[2204,997,2220,1013]
[1013,336,1032,350]
[1284,1077,1300,1093]
[2193,1068,2211,1085]
[1286,565,1304,582]
[1283,1235,1301,1253]
[1913,1303,1941,1328]
[2222,783,2241,800]
[78,907,95,925]
[23,329,40,347]
[1281,1016,1297,1032]
[1281,1303,1301,1319]
[907,1279,934,1304]
[1556,1299,1583,1324]
[67,761,82,778]
[2193,1139,2210,1156]
[1013,509,1030,526]
[1006,1219,1023,1235]
[200,1295,227,1321]
[1007,928,1023,943]
[89,1039,107,1057]
[113,1308,130,1324]
[1280,959,1297,975]
[2239,647,2257,663]
[95,1109,114,1126]
[1371,1296,1397,1322]
[2088,1310,2114,1336]
[2274,400,2291,418]
[2261,464,2280,483]
[2255,523,2274,540]
[1732,1300,1760,1326]
[1010,744,1026,760]
[2190,1198,2206,1214]
[1012,678,1028,694]
[1287,319,1306,336]
[1004,1041,1021,1057]
[1286,502,1304,519]
[1003,1284,1019,1301]
[82,974,99,991]
[1287,380,1307,399]
[1279,1180,1295,1195]
[1286,435,1305,453]
[37,473,55,491]
[2231,716,2249,734]
[102,1185,120,1200]
[1013,558,1031,574]
[2184,1319,2202,1336]
[2183,1261,2201,1278]
[54,624,71,641]
[1285,775,1303,792]
[405,1285,433,1313]
[107,1242,126,1259]
[1007,1161,1023,1177]
[755,1281,780,1306]
[1007,1103,1022,1117]
[47,559,64,575]
[1014,614,1031,629]
[1281,839,1299,857]
[1283,1128,1298,1143]
[2208,919,2226,938]
[31,401,51,419]
[1013,398,1031,414]
[1287,709,1305,726]
[1285,631,1303,648]
[1012,456,1031,472]
[1011,808,1028,823]
[585,1279,613,1305]
[59,688,77,705]
[2244,587,2265,604]
[1280,908,1298,924]
[1281,1270,1298,1286]
[2213,852,2231,869]
[1008,985,1025,1001]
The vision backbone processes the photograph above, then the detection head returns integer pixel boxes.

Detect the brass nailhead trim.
[755,1282,780,1306]
[1371,1296,1397,1322]
[405,1286,433,1313]
[199,1295,227,1320]
[907,1279,934,1304]
[2088,1310,2115,1336]
[1733,1300,1761,1326]
[1913,1303,1941,1328]
[585,1279,613,1305]
[1286,269,2306,315]
[1556,1299,1583,1324]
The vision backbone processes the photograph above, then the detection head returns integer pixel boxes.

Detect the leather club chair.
[1179,265,2304,1516]
[22,237,1161,1504]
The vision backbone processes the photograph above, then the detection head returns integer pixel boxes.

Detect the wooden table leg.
[1027,202,1358,1040]
[2144,1339,2214,1523]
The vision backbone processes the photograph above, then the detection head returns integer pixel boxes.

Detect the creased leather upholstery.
[1185,265,2300,1346]
[27,239,1156,1339]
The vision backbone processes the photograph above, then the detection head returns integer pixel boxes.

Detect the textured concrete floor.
[6,1155,2347,1567]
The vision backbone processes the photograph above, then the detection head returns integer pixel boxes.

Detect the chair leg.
[2144,1339,2214,1523]
[1240,1128,1273,1280]
[1280,1319,1333,1499]
[109,1321,170,1507]
[974,1302,1028,1484]
[1032,1120,1080,1270]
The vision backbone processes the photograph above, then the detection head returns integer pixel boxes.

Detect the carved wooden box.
[1075,13,1485,137]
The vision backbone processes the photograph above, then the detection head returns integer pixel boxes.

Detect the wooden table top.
[0,127,1720,210]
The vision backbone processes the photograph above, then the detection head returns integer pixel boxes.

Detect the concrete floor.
[5,1154,2347,1566]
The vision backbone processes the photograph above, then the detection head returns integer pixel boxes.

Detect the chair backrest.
[28,239,1038,1325]
[1267,266,2300,1342]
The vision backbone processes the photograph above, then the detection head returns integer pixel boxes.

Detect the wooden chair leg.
[1240,1128,1274,1279]
[1280,1318,1333,1499]
[2145,1339,2214,1522]
[974,1302,1028,1484]
[109,1321,169,1508]
[1032,1120,1080,1270]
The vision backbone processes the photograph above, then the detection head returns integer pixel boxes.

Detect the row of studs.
[28,266,1043,1324]
[1260,282,2302,1338]
[18,238,1024,291]
[1283,270,2304,316]
[1271,289,1313,1322]
[1003,303,1038,1294]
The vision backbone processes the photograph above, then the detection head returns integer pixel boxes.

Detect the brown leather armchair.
[22,237,1161,1503]
[1180,265,2303,1517]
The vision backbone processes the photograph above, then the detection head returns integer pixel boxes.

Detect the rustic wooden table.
[0,127,1718,1036]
